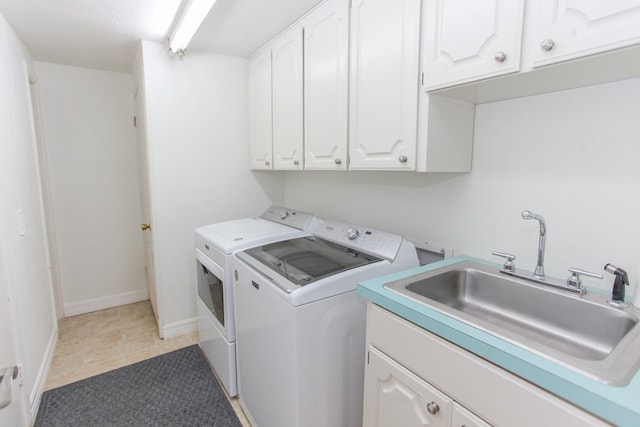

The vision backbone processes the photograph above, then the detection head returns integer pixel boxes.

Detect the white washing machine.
[233,219,420,427]
[195,206,320,397]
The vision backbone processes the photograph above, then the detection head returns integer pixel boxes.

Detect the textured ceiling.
[0,0,323,73]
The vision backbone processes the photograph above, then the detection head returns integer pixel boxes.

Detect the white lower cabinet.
[364,303,611,427]
[364,346,453,427]
[451,403,492,427]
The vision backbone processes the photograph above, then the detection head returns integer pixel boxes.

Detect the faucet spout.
[522,210,546,279]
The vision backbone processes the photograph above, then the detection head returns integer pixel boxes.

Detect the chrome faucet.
[493,210,603,295]
[522,210,546,279]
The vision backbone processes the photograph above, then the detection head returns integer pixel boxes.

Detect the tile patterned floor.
[45,300,250,426]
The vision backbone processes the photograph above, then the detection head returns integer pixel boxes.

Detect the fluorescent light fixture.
[168,0,217,56]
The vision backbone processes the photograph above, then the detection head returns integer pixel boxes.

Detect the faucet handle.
[492,251,516,272]
[567,268,603,290]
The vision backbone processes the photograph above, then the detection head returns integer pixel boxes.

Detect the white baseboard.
[63,289,148,317]
[30,326,58,422]
[162,317,198,339]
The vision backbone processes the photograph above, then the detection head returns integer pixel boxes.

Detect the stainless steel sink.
[384,260,640,385]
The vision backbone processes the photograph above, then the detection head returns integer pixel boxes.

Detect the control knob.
[279,211,289,220]
[346,227,360,240]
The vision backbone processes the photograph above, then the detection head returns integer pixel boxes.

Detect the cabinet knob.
[494,51,507,63]
[265,160,270,166]
[427,401,440,415]
[398,155,408,163]
[540,38,555,51]
[335,158,342,165]
[293,160,300,166]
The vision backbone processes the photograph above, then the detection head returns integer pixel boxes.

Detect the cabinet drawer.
[366,303,610,427]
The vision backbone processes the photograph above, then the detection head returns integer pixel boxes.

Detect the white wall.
[35,62,147,315]
[0,12,56,423]
[283,78,640,297]
[139,41,284,334]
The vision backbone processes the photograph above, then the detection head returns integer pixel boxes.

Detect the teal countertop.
[357,256,640,427]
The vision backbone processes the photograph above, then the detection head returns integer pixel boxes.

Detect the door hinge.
[421,72,424,86]
[133,115,137,127]
[367,351,370,364]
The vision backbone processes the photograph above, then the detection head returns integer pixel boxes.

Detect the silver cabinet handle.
[426,401,440,415]
[265,160,270,166]
[335,158,342,165]
[494,51,507,62]
[541,38,555,51]
[293,160,300,166]
[398,155,408,163]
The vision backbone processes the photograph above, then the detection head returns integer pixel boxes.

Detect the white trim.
[63,289,148,317]
[162,317,198,339]
[29,327,57,422]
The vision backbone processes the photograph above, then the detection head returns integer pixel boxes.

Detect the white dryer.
[233,219,420,427]
[195,206,320,396]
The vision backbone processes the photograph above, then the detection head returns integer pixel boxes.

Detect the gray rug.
[35,345,242,426]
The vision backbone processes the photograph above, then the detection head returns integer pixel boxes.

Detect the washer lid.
[195,218,302,254]
[241,236,381,288]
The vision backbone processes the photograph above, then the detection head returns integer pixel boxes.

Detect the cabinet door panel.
[452,402,492,427]
[364,346,452,427]
[248,50,273,170]
[349,0,420,170]
[532,0,640,67]
[272,27,304,170]
[424,0,524,89]
[304,0,349,170]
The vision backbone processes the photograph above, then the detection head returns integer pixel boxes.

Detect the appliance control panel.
[315,219,404,261]
[260,206,316,230]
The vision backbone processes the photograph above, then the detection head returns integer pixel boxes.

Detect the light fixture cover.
[168,0,217,54]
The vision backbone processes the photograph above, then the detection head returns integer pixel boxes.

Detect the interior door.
[134,83,161,337]
[0,245,26,426]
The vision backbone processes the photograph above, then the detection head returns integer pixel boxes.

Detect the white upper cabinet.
[531,0,640,67]
[423,0,525,90]
[272,26,304,170]
[349,0,421,170]
[248,49,273,170]
[303,0,349,170]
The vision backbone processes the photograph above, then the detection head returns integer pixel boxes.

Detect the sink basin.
[384,260,640,385]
